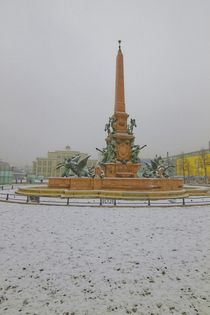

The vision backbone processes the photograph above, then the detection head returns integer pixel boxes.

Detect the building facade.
[173,149,210,182]
[0,160,13,184]
[32,147,97,178]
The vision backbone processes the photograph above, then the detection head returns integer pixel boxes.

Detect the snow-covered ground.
[0,203,209,315]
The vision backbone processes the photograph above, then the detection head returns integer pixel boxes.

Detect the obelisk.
[115,40,125,113]
[102,41,140,177]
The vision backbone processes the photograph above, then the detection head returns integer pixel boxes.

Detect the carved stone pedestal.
[102,162,140,178]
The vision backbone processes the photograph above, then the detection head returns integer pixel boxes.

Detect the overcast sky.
[0,0,210,166]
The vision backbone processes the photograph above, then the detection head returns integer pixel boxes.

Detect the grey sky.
[0,0,210,166]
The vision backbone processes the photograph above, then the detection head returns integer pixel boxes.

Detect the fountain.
[17,42,187,200]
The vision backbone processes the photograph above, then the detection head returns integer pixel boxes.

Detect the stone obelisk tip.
[118,40,121,50]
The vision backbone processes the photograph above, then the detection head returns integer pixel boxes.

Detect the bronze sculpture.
[56,154,93,177]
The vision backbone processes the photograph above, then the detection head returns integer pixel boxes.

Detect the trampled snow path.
[0,203,209,315]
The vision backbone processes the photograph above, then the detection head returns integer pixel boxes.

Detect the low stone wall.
[48,177,183,191]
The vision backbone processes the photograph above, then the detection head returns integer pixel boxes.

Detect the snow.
[0,203,210,315]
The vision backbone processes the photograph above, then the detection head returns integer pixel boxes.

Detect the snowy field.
[0,203,210,315]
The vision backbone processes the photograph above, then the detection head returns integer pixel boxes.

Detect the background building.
[172,148,210,183]
[0,160,13,184]
[32,146,97,178]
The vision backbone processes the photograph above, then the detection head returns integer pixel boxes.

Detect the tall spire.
[114,40,125,112]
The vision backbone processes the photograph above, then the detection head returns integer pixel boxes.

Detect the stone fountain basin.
[15,177,197,200]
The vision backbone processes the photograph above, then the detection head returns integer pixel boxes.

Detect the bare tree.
[199,149,209,184]
[178,153,192,183]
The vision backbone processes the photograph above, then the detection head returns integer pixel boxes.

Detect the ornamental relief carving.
[118,120,126,127]
[117,143,131,160]
[116,119,127,130]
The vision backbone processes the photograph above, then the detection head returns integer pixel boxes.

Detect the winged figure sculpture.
[56,154,93,177]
